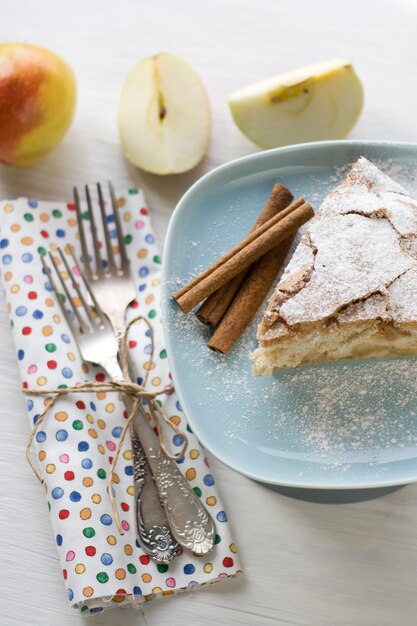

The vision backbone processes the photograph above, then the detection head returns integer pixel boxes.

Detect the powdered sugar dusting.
[168,298,417,471]
[264,157,417,333]
[281,213,412,324]
[164,155,417,478]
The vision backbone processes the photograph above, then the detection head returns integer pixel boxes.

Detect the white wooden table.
[1,1,417,624]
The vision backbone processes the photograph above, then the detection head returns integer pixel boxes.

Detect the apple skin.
[0,43,77,167]
[118,53,211,175]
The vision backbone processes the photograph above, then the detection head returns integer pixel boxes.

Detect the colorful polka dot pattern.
[0,191,240,613]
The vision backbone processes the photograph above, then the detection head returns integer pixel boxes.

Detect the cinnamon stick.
[196,183,294,326]
[208,233,296,353]
[172,198,313,314]
[173,197,304,303]
[195,272,248,326]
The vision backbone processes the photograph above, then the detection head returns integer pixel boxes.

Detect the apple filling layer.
[252,157,417,375]
[251,320,417,376]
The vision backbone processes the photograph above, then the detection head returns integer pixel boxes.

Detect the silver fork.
[42,248,177,562]
[72,185,177,562]
[70,183,215,555]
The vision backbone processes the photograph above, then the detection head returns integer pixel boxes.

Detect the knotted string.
[23,315,188,535]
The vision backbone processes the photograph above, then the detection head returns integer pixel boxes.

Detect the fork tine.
[85,185,104,277]
[41,254,81,336]
[97,183,117,273]
[73,186,93,281]
[49,251,87,330]
[67,245,107,322]
[57,247,99,330]
[108,182,129,271]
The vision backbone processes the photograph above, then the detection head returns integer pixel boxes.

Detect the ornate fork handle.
[132,436,179,562]
[104,354,215,555]
[132,413,216,555]
[103,355,179,562]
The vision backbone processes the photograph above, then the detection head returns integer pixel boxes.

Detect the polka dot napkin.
[0,188,240,614]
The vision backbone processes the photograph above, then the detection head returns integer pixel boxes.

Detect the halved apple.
[228,59,363,149]
[118,53,211,175]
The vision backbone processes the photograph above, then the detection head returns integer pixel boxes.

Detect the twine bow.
[23,315,187,535]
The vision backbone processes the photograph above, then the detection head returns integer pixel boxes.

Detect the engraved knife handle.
[132,413,216,555]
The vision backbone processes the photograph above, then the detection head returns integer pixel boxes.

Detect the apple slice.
[228,59,363,149]
[118,53,211,175]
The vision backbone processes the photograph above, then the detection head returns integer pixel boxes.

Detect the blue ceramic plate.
[161,140,417,489]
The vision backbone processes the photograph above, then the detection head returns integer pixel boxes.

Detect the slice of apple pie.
[251,157,417,376]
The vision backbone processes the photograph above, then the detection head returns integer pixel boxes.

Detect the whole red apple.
[0,43,77,166]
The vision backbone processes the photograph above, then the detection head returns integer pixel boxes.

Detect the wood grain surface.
[1,1,417,624]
